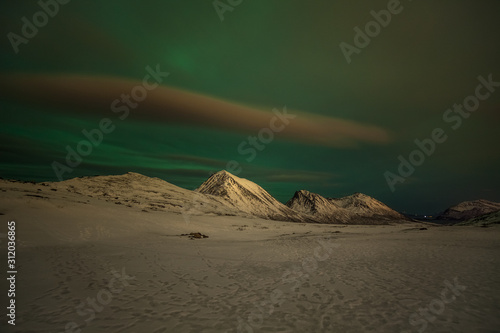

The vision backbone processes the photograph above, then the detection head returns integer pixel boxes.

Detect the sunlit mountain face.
[1,0,500,215]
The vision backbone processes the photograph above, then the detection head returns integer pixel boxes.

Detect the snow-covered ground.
[1,180,499,333]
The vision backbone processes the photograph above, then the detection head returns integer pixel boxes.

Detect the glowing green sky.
[1,0,499,214]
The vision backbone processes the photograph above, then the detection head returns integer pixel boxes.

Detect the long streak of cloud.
[0,73,390,147]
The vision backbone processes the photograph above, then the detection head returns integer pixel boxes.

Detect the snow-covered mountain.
[56,172,241,216]
[5,171,410,224]
[286,190,408,224]
[2,172,303,222]
[437,199,500,221]
[196,170,311,222]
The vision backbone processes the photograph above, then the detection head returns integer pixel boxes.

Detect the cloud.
[163,154,337,183]
[0,72,390,147]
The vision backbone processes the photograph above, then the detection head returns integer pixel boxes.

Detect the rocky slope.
[1,171,314,223]
[286,190,409,224]
[1,171,410,224]
[56,172,243,217]
[437,199,500,221]
[196,170,312,222]
[456,210,500,227]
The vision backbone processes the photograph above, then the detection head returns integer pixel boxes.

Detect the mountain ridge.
[437,199,500,221]
[196,170,314,222]
[287,189,410,224]
[0,170,464,224]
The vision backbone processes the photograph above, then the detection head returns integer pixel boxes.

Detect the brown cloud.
[0,72,390,147]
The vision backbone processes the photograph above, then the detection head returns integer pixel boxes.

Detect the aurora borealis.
[1,0,499,214]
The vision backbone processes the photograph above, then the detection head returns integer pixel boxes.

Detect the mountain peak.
[287,189,408,224]
[212,170,233,177]
[287,189,340,218]
[206,170,243,185]
[295,189,314,197]
[196,171,306,222]
[351,192,368,198]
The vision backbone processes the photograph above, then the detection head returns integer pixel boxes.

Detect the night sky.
[1,1,499,215]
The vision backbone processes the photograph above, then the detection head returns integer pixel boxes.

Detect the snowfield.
[0,176,499,332]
